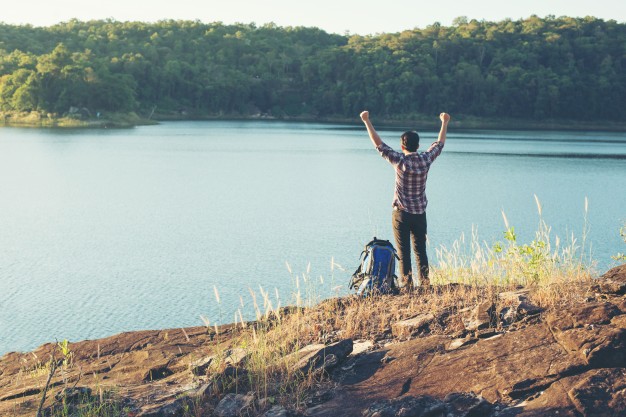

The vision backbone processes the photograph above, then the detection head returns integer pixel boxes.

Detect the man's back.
[376,141,444,214]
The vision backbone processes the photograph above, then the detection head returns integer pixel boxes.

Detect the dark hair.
[401,131,420,152]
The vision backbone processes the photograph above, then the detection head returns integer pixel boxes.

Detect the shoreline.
[0,111,157,129]
[2,111,626,132]
[153,112,626,132]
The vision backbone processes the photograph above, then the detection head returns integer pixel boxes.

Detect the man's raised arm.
[360,110,382,148]
[437,112,450,145]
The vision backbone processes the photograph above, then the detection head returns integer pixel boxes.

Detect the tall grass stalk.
[433,197,594,290]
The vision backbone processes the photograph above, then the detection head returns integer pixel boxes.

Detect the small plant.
[611,222,626,262]
[434,196,593,289]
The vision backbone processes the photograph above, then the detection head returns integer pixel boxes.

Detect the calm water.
[1,121,625,355]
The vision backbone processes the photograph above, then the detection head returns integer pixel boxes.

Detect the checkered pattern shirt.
[376,141,444,214]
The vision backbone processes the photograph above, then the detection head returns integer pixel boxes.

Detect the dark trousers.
[392,209,429,287]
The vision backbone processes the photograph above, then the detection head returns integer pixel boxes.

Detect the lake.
[1,120,625,355]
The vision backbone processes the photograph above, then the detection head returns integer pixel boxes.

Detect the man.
[360,111,450,290]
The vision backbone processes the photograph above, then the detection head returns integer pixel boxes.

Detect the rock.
[306,388,334,406]
[143,365,173,382]
[138,397,188,417]
[214,392,255,417]
[263,405,290,417]
[210,365,250,393]
[497,290,542,325]
[351,340,374,356]
[391,314,435,339]
[363,396,446,417]
[547,302,623,331]
[362,393,494,417]
[54,386,93,404]
[568,368,626,417]
[444,392,494,417]
[193,382,214,399]
[446,336,477,351]
[294,339,353,374]
[592,264,626,295]
[462,301,495,331]
[190,356,213,376]
[475,328,501,339]
[547,302,626,367]
[223,347,249,367]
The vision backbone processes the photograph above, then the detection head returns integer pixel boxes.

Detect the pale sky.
[1,0,624,34]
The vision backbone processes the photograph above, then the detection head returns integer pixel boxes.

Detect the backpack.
[349,237,399,296]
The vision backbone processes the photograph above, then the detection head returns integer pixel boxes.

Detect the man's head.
[401,131,420,152]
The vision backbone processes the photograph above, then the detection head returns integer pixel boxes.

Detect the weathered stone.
[391,314,435,339]
[143,365,173,382]
[475,328,501,339]
[363,396,446,417]
[446,337,477,351]
[592,264,626,295]
[568,368,626,417]
[611,314,626,328]
[351,340,374,356]
[547,302,626,367]
[139,397,188,417]
[306,388,334,406]
[54,386,93,404]
[263,405,290,417]
[444,392,494,417]
[214,392,255,417]
[498,290,543,324]
[547,302,622,331]
[462,301,495,331]
[362,393,494,417]
[190,355,213,376]
[294,339,353,374]
[193,382,214,399]
[223,347,249,366]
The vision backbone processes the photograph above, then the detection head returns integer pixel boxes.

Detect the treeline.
[0,16,625,121]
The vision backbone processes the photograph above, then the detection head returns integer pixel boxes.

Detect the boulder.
[547,302,626,367]
[138,397,188,417]
[294,339,353,374]
[351,340,374,356]
[462,301,496,331]
[362,393,495,417]
[591,264,626,295]
[263,405,290,417]
[446,336,477,351]
[391,314,435,339]
[444,392,494,417]
[363,395,445,417]
[190,356,213,376]
[214,392,255,417]
[568,368,626,417]
[497,290,543,324]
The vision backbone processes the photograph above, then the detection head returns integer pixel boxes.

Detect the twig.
[36,344,58,417]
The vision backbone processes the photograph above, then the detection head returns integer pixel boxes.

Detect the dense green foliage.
[0,16,624,121]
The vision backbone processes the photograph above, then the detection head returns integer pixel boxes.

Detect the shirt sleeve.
[376,141,403,166]
[423,141,444,163]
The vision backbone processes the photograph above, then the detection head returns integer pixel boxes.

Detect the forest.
[0,15,624,122]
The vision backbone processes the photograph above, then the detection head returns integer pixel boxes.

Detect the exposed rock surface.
[1,264,625,417]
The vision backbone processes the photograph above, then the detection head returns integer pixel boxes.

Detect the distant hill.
[0,16,624,122]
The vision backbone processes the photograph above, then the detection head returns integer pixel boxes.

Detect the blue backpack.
[349,237,399,296]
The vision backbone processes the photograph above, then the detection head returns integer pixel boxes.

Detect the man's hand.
[437,113,449,145]
[360,110,382,147]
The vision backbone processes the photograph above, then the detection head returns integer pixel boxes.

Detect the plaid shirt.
[376,141,444,214]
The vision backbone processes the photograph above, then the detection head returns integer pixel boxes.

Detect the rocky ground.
[1,264,625,417]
